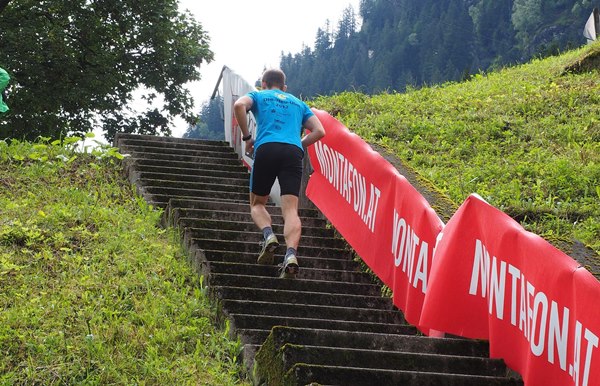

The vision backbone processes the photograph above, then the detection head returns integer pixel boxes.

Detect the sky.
[172,0,361,137]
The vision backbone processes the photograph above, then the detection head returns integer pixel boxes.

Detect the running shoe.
[257,233,279,265]
[279,254,299,279]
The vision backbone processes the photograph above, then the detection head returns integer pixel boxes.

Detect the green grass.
[0,138,250,385]
[1,41,598,384]
[313,42,600,256]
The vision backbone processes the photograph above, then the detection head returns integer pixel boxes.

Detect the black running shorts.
[250,142,304,197]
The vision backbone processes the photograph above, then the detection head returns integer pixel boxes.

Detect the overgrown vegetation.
[313,42,600,256]
[0,137,249,385]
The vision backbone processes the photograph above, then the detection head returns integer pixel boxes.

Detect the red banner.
[420,194,600,386]
[306,110,444,333]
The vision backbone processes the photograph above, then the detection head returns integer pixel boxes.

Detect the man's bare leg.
[250,192,279,264]
[280,194,301,249]
[280,194,301,277]
[250,192,271,229]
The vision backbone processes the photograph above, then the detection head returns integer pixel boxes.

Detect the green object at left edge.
[0,67,9,113]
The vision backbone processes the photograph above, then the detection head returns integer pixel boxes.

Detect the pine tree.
[183,97,224,140]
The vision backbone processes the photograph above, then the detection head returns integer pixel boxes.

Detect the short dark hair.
[262,68,286,89]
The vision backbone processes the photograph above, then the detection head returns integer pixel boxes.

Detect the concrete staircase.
[114,133,523,386]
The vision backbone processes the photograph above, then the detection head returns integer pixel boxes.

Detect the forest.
[281,0,597,97]
[186,0,598,139]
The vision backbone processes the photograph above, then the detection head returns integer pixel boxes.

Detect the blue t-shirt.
[247,89,314,152]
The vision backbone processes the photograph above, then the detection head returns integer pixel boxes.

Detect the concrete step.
[116,133,521,385]
[274,363,522,386]
[115,133,229,148]
[182,227,347,249]
[175,217,334,238]
[125,157,248,174]
[197,249,362,271]
[139,176,248,192]
[169,207,327,229]
[212,285,397,310]
[205,273,383,298]
[279,344,510,376]
[186,237,353,259]
[253,327,522,385]
[134,171,248,186]
[167,198,323,219]
[125,163,249,180]
[143,193,248,209]
[142,186,250,203]
[228,313,417,335]
[125,150,243,166]
[257,326,491,357]
[221,299,405,325]
[119,143,240,160]
[204,261,373,283]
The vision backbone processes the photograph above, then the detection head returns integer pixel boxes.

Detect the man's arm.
[233,96,253,139]
[233,95,255,155]
[301,115,326,148]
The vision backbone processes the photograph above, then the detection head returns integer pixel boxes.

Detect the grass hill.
[0,42,598,384]
[313,41,600,270]
[0,139,250,385]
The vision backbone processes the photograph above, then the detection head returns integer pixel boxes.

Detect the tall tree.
[336,5,358,41]
[512,0,544,51]
[183,96,224,141]
[0,0,213,141]
[314,22,333,55]
[469,0,518,69]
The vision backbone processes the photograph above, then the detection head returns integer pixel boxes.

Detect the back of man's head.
[262,68,286,89]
